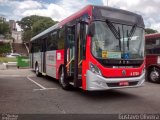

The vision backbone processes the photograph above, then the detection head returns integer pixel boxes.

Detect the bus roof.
[31,5,92,42]
[31,23,59,41]
[59,5,92,26]
[145,33,160,39]
[31,5,144,42]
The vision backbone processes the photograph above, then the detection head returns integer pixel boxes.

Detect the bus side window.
[47,31,58,51]
[80,24,87,59]
[58,28,65,50]
[34,39,41,52]
[40,38,43,52]
[30,43,33,53]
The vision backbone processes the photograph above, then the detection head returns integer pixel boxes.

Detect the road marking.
[27,75,46,89]
[33,88,57,91]
[0,75,35,78]
[27,75,57,90]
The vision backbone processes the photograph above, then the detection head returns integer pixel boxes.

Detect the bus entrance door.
[65,23,82,87]
[66,25,75,77]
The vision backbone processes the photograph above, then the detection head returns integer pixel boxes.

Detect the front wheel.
[147,67,160,83]
[59,67,71,90]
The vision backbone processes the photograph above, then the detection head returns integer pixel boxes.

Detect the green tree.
[22,30,33,43]
[0,20,10,36]
[17,15,58,42]
[0,43,11,55]
[32,17,56,36]
[145,28,158,34]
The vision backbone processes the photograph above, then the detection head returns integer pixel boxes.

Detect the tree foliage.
[32,17,56,36]
[145,28,158,34]
[22,30,32,43]
[0,20,10,36]
[17,15,58,42]
[0,43,11,55]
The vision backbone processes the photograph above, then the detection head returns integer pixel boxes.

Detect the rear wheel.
[147,67,160,83]
[59,67,71,90]
[35,64,41,77]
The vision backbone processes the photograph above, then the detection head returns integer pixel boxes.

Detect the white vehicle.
[6,53,21,58]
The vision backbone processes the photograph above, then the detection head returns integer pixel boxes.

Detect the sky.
[0,0,160,31]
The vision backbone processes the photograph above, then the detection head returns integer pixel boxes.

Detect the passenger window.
[47,31,58,51]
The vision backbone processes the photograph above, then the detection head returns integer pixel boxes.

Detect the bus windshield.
[91,21,145,59]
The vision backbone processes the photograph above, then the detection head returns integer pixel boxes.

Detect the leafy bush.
[0,43,11,55]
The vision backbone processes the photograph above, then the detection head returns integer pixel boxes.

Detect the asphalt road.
[0,69,160,114]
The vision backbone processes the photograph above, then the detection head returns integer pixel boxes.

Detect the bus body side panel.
[41,52,44,73]
[46,51,57,78]
[33,52,42,71]
[146,55,160,69]
[82,36,91,90]
[56,49,64,79]
[82,60,87,90]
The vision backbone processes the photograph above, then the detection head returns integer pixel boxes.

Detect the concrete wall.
[0,63,7,70]
[12,31,22,43]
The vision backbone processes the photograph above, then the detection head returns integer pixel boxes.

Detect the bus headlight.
[142,68,145,74]
[142,65,145,74]
[90,63,102,76]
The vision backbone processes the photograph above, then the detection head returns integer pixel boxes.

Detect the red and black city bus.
[30,5,145,91]
[145,33,160,83]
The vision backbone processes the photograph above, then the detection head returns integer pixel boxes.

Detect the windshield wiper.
[106,19,121,50]
[127,24,137,50]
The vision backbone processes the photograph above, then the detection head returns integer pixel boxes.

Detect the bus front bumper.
[86,70,145,91]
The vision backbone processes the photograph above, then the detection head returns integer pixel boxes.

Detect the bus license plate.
[119,81,129,86]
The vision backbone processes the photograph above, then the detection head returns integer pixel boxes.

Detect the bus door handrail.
[66,57,74,68]
[78,60,82,66]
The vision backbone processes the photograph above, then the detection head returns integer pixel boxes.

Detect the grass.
[0,57,17,63]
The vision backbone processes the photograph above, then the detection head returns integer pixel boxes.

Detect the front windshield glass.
[91,21,145,59]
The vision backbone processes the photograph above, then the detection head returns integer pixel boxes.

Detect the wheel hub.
[150,70,159,81]
[36,66,39,74]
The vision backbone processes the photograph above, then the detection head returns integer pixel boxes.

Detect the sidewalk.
[0,62,17,70]
[0,69,35,76]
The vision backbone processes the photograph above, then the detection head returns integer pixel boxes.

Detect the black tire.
[59,67,71,90]
[147,67,160,83]
[35,63,42,77]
